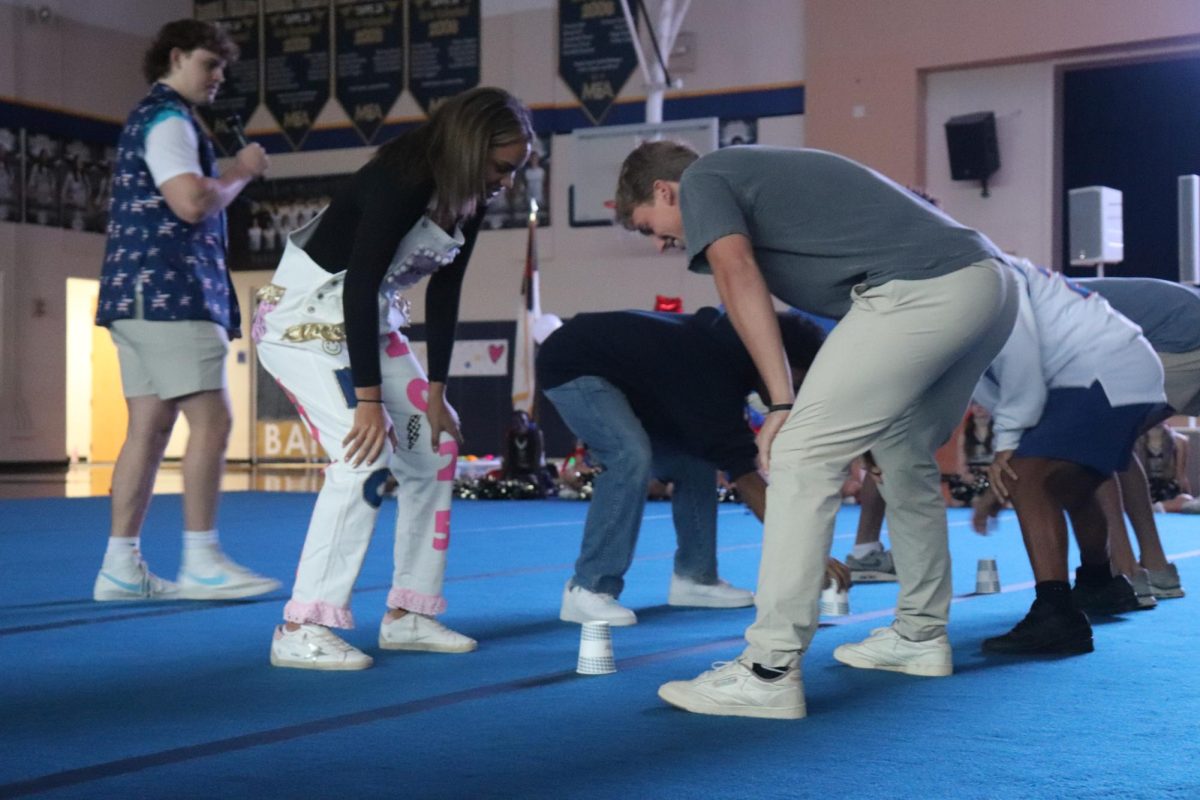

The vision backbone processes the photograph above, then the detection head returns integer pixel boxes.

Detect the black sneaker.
[982,600,1094,655]
[1071,573,1142,615]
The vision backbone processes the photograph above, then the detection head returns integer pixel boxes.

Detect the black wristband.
[767,403,793,413]
[356,398,384,404]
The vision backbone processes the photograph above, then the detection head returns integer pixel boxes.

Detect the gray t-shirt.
[680,146,1002,318]
[1077,277,1200,353]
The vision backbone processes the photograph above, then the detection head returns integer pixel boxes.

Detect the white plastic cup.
[975,557,1001,594]
[577,620,616,675]
[819,581,850,616]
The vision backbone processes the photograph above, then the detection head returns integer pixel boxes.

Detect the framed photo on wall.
[227,173,348,271]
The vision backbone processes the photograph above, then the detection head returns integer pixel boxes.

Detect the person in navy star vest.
[93,19,277,603]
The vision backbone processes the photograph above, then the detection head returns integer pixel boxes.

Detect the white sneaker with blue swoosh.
[93,559,180,601]
[177,553,281,600]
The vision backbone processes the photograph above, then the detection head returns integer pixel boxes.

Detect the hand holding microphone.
[225,114,269,179]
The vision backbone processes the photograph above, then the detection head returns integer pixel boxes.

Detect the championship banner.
[335,0,404,144]
[407,0,480,115]
[558,0,638,125]
[194,0,262,155]
[263,0,331,150]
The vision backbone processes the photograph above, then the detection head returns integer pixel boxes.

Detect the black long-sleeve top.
[303,133,483,387]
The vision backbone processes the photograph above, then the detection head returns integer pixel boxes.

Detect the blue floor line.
[0,538,760,637]
[7,536,1194,638]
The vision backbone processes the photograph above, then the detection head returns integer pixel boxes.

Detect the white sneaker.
[93,559,180,601]
[559,582,637,626]
[270,624,373,671]
[667,574,754,608]
[833,625,953,677]
[658,659,806,719]
[378,613,478,653]
[178,553,282,600]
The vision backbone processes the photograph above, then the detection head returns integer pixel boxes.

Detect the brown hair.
[143,19,238,84]
[376,87,533,227]
[614,140,699,228]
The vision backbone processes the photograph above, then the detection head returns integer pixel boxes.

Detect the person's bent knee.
[594,439,652,482]
[390,431,457,477]
[327,456,390,481]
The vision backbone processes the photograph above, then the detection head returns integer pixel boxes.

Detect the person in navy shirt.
[539,307,846,625]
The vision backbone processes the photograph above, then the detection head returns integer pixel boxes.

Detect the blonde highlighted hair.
[376,87,533,226]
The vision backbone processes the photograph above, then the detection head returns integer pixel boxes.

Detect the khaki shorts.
[109,319,229,400]
[1161,347,1200,416]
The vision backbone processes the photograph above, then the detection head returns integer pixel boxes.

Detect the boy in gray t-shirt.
[679,146,999,318]
[615,142,1019,720]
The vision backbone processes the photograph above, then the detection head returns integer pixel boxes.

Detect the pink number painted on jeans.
[436,439,458,481]
[406,378,429,412]
[433,509,451,551]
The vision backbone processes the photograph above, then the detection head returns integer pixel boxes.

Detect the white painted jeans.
[253,224,457,629]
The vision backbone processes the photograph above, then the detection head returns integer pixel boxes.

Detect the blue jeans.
[544,376,719,597]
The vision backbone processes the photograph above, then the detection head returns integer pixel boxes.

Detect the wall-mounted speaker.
[1179,175,1199,284]
[1068,186,1124,266]
[944,112,1000,194]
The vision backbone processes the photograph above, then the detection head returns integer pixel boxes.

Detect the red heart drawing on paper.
[488,344,505,363]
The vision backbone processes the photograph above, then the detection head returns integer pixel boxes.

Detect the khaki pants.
[743,260,1019,668]
[1160,347,1200,416]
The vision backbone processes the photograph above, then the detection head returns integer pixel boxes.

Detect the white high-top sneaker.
[178,552,281,600]
[93,558,180,601]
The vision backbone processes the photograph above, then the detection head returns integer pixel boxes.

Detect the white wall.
[0,3,152,463]
[923,43,1200,270]
[924,61,1056,265]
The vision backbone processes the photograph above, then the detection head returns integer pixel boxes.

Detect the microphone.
[224,113,264,182]
[225,114,250,150]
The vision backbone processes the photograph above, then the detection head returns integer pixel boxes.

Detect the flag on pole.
[511,200,541,414]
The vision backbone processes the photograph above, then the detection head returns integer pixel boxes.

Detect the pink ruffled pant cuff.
[284,599,356,629]
[387,587,447,616]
